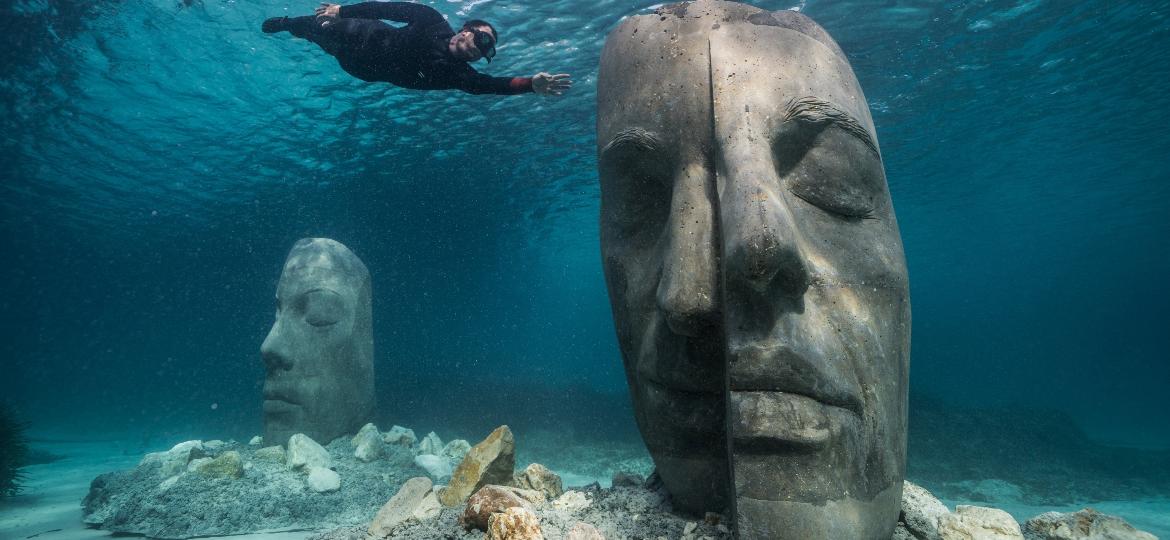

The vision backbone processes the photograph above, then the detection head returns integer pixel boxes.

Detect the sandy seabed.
[2,439,1167,540]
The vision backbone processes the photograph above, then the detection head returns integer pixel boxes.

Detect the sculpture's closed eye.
[777,128,882,220]
[300,289,346,327]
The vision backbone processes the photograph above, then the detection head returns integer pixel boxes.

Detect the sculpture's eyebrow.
[783,97,879,156]
[600,127,664,162]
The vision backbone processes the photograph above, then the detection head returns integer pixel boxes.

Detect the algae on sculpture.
[261,238,376,445]
[597,2,911,538]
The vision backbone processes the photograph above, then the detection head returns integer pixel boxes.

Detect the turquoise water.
[2,0,1169,521]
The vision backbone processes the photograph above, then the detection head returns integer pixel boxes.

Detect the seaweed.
[0,403,30,497]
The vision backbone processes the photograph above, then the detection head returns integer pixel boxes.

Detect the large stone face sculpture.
[260,238,375,445]
[597,2,910,538]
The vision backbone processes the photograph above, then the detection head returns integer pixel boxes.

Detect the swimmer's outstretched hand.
[533,73,572,97]
[315,3,340,18]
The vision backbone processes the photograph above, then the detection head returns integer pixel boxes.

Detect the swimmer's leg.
[262,15,353,56]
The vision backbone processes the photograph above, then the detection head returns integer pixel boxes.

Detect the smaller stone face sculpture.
[260,238,375,445]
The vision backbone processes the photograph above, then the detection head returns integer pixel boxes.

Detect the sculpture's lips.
[636,322,724,394]
[262,399,300,413]
[727,342,863,418]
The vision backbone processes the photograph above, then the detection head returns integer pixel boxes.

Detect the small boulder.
[419,432,444,456]
[551,490,590,512]
[352,423,386,462]
[193,451,244,479]
[442,439,472,462]
[461,484,535,531]
[439,425,516,506]
[611,471,644,488]
[384,425,417,447]
[414,454,453,481]
[513,463,564,499]
[253,445,286,463]
[1022,508,1157,540]
[487,506,543,540]
[501,485,546,505]
[368,477,441,538]
[248,435,263,446]
[939,505,1024,540]
[140,440,206,477]
[287,433,331,471]
[565,522,605,540]
[203,440,226,452]
[901,480,950,540]
[306,466,341,493]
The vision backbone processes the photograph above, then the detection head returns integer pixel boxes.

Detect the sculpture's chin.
[631,376,729,514]
[651,452,730,515]
[735,482,903,540]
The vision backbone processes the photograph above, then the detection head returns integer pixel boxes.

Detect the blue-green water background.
[2,0,1168,453]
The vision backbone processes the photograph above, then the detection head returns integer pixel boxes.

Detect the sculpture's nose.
[721,175,809,297]
[656,162,720,337]
[260,323,293,372]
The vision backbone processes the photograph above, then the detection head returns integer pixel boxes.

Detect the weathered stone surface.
[253,445,286,463]
[893,524,918,540]
[1022,508,1157,540]
[419,432,444,456]
[487,506,543,540]
[551,490,590,512]
[414,454,453,481]
[565,522,605,540]
[306,466,340,493]
[611,471,644,488]
[512,463,563,499]
[901,480,949,540]
[368,477,440,538]
[383,426,417,447]
[352,423,386,462]
[461,484,535,531]
[193,451,244,479]
[248,436,263,446]
[439,425,516,506]
[287,433,332,471]
[442,439,472,462]
[939,505,1024,540]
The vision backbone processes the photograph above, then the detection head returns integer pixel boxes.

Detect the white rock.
[939,505,1023,540]
[383,425,417,447]
[287,433,332,471]
[901,480,950,540]
[158,475,180,492]
[368,477,439,538]
[141,440,205,477]
[248,436,263,446]
[552,490,591,512]
[352,423,386,462]
[306,466,341,493]
[203,440,226,451]
[1022,508,1158,540]
[418,432,444,456]
[441,439,472,462]
[187,457,212,472]
[414,454,453,481]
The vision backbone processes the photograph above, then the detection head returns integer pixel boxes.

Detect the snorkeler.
[261,2,572,97]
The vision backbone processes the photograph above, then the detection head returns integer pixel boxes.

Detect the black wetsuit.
[281,2,532,95]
